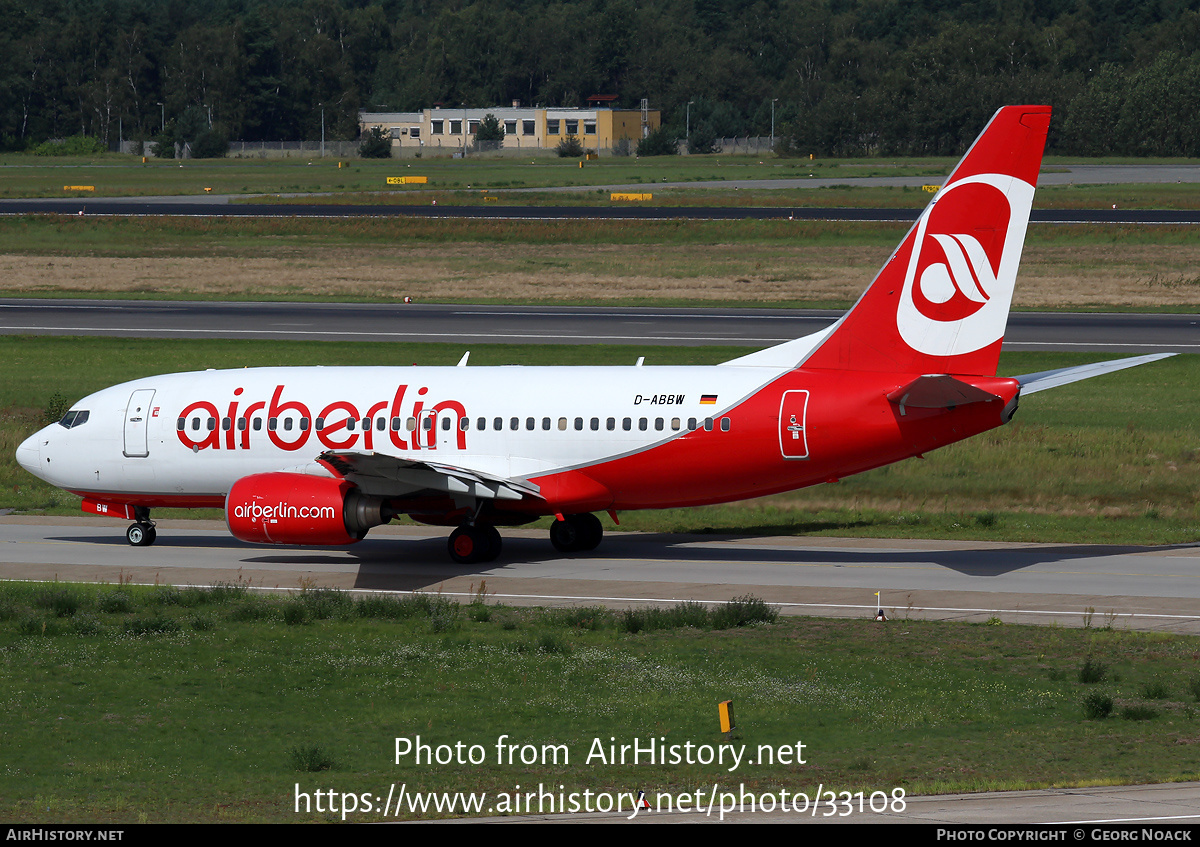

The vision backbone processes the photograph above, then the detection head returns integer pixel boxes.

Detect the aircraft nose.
[15,432,41,475]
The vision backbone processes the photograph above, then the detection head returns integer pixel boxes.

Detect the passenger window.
[316,417,325,429]
[407,418,417,431]
[346,418,356,431]
[574,417,583,431]
[301,418,310,431]
[253,418,262,431]
[283,418,293,431]
[606,417,615,431]
[493,417,503,431]
[510,417,519,431]
[207,418,217,431]
[671,418,680,430]
[222,418,231,431]
[441,417,451,431]
[392,417,402,431]
[558,417,568,431]
[238,418,247,431]
[654,418,664,431]
[460,417,469,431]
[376,418,385,431]
[423,416,434,431]
[268,418,277,431]
[477,417,486,431]
[704,418,714,431]
[176,418,185,431]
[638,418,647,431]
[542,417,551,431]
[590,418,599,431]
[526,417,535,430]
[688,418,697,430]
[622,417,631,431]
[721,418,731,431]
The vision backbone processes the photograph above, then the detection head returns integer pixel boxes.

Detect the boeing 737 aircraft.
[15,105,1173,563]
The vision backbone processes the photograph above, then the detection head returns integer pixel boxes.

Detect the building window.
[547,119,560,134]
[432,120,443,134]
[390,127,404,139]
[523,120,535,136]
[450,120,462,134]
[584,120,596,135]
[468,120,479,134]
[410,127,420,139]
[505,120,517,135]
[565,120,578,135]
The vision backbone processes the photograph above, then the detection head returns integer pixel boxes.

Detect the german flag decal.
[700,394,718,405]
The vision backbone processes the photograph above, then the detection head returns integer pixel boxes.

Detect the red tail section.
[802,106,1052,377]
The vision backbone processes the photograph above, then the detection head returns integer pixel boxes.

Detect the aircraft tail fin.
[794,105,1052,377]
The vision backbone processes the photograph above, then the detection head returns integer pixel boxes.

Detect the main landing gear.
[126,506,156,547]
[550,513,603,553]
[447,523,502,564]
[445,512,605,563]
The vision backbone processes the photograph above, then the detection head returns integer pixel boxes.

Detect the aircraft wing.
[317,451,543,503]
[1013,353,1175,395]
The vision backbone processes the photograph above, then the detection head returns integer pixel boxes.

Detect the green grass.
[2,582,1198,821]
[1,337,1195,544]
[11,152,1200,210]
[0,151,956,200]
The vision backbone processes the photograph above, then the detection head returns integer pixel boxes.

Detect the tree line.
[4,0,1200,156]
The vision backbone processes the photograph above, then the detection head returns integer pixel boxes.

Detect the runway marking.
[1005,341,1200,349]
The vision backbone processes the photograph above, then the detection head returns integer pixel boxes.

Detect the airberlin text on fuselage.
[175,384,466,453]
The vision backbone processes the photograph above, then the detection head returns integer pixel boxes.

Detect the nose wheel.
[126,522,157,546]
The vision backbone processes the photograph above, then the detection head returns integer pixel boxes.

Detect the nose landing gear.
[126,506,156,546]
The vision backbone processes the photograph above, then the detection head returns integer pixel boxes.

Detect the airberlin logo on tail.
[896,174,1035,357]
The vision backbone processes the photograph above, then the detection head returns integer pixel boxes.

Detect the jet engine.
[225,472,389,545]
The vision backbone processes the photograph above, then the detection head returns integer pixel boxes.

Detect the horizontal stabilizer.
[887,375,1001,415]
[1014,353,1175,395]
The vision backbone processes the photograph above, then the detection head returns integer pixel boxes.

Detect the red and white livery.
[15,106,1173,562]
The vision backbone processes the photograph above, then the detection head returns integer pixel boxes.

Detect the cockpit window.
[57,410,90,429]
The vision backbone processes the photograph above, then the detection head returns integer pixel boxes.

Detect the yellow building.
[359,101,660,155]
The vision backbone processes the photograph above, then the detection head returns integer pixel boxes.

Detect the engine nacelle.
[226,472,388,545]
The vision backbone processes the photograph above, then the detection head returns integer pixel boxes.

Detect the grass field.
[2,337,1195,546]
[1,215,1199,310]
[0,151,957,199]
[7,151,1200,210]
[2,581,1198,822]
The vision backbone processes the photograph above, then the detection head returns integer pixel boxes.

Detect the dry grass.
[4,239,1200,307]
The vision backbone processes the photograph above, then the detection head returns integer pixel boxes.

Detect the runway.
[5,196,1200,224]
[2,299,1196,353]
[5,517,1199,634]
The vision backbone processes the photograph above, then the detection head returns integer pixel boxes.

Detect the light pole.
[157,102,164,132]
[771,98,778,150]
[686,100,694,139]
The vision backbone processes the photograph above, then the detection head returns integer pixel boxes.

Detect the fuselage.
[17,363,1020,517]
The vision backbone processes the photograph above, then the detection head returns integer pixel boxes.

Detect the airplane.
[14,105,1174,564]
